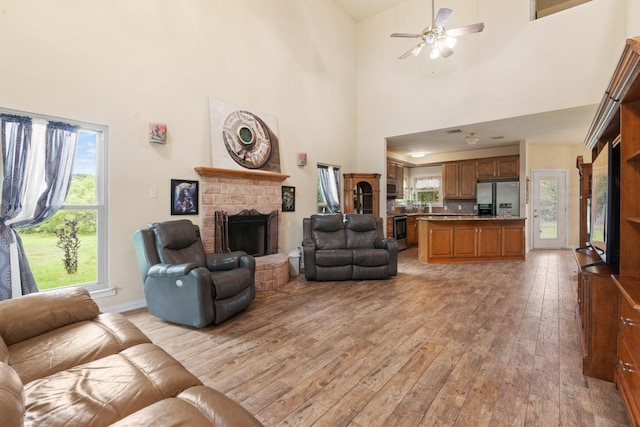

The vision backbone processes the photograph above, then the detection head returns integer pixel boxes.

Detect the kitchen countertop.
[387,212,476,217]
[418,216,526,221]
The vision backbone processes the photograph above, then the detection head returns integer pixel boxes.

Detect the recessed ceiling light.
[410,151,427,158]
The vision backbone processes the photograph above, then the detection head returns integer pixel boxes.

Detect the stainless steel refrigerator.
[476,181,520,216]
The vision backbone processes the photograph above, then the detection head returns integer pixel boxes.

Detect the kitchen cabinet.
[573,248,618,381]
[453,224,501,258]
[386,217,393,239]
[343,173,380,217]
[502,224,526,257]
[476,156,519,179]
[419,221,453,260]
[407,215,418,247]
[418,218,525,263]
[386,159,404,199]
[387,159,398,180]
[442,161,476,199]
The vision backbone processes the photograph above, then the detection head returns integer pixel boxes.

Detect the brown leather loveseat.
[302,213,398,281]
[0,287,262,427]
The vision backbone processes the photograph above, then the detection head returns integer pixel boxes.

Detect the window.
[413,175,442,206]
[531,0,591,20]
[3,109,109,295]
[317,164,341,213]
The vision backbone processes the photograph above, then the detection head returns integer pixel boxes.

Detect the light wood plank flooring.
[125,248,629,426]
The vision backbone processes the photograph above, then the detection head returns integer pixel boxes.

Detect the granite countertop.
[387,212,476,217]
[418,216,526,221]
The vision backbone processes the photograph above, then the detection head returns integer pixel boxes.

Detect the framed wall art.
[282,186,295,212]
[171,179,199,215]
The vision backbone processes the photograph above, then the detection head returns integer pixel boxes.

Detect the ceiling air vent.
[446,129,463,134]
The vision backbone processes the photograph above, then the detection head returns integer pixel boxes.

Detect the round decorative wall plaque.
[222,110,272,169]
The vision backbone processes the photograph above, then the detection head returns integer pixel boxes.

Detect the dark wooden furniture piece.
[343,173,380,217]
[573,248,618,381]
[583,36,640,426]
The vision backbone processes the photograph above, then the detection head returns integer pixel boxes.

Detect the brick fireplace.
[195,167,291,291]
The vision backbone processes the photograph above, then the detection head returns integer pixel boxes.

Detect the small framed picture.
[171,179,199,215]
[282,186,295,212]
[149,123,167,144]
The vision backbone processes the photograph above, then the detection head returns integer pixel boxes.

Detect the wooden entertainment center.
[580,36,640,425]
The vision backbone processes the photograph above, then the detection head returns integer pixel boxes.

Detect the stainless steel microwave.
[387,180,398,198]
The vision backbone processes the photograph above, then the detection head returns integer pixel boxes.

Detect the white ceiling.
[335,0,405,22]
[336,0,598,158]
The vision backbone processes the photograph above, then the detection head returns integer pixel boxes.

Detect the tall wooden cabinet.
[583,36,640,425]
[343,173,380,217]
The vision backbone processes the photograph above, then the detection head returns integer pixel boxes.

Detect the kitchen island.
[418,216,525,263]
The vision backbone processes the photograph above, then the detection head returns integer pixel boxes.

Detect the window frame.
[0,107,110,297]
[413,174,443,207]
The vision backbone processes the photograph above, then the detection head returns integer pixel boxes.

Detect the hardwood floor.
[125,248,629,426]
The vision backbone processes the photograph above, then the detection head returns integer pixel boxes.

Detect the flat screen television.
[589,141,620,270]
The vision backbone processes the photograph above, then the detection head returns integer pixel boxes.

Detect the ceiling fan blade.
[440,45,454,58]
[399,43,424,59]
[391,32,421,38]
[433,8,452,29]
[446,22,485,38]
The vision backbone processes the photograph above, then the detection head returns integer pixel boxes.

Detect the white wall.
[355,0,630,215]
[0,0,358,309]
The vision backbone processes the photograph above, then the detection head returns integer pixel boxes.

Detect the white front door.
[531,169,568,249]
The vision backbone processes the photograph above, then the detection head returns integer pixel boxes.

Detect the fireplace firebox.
[214,209,278,257]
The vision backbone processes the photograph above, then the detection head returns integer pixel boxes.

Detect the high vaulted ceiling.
[336,0,598,158]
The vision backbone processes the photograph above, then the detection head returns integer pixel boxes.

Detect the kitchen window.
[414,175,442,206]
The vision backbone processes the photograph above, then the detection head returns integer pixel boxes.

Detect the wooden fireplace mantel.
[194,167,290,182]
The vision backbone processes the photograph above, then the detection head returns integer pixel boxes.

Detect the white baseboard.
[101,298,147,313]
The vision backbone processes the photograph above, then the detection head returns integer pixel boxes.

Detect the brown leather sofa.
[0,287,263,427]
[302,213,398,281]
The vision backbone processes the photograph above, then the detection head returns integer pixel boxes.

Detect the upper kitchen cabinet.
[387,158,404,199]
[443,161,476,199]
[476,156,520,180]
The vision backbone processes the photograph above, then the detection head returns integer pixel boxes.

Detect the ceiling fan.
[391,0,484,60]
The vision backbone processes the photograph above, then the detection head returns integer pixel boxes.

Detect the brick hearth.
[195,167,291,291]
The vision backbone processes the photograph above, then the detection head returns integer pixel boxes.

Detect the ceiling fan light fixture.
[445,36,457,49]
[430,48,440,59]
[465,133,479,146]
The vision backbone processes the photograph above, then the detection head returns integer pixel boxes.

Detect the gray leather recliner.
[302,213,398,281]
[132,219,255,328]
